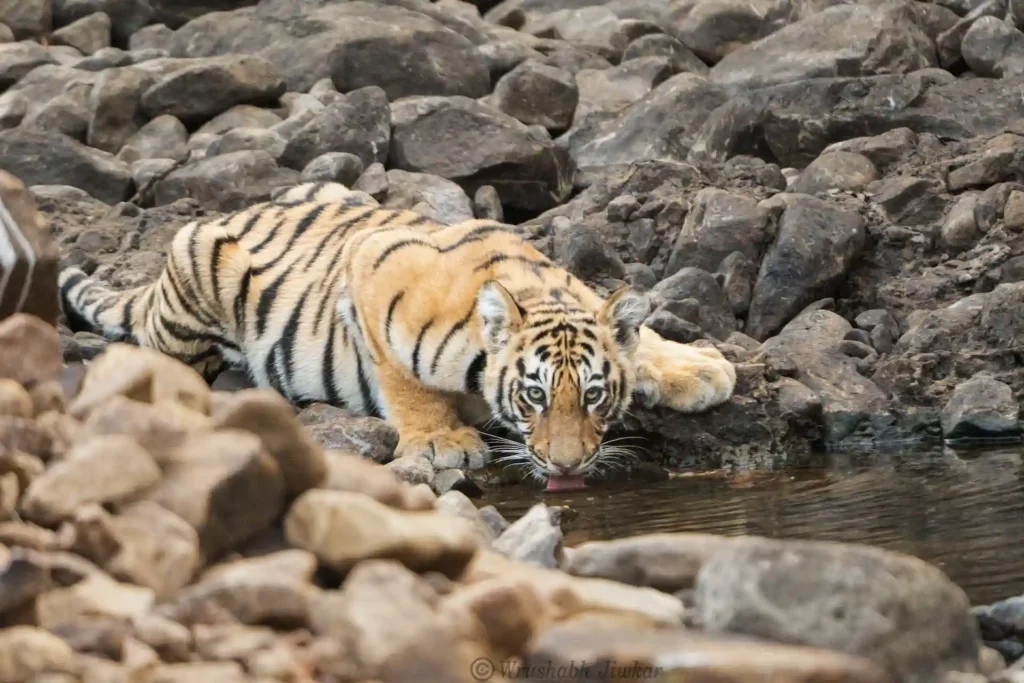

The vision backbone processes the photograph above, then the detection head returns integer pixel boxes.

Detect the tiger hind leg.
[632,325,737,413]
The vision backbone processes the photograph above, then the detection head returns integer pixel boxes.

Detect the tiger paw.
[396,426,490,470]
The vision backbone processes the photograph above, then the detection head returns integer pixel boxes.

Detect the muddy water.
[485,445,1024,606]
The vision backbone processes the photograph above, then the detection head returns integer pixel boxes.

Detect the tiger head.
[476,281,650,486]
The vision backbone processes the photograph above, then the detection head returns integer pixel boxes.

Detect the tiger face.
[477,281,650,485]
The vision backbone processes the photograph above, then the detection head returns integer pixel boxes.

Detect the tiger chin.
[58,182,737,491]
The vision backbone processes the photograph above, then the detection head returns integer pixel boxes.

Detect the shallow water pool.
[485,445,1024,605]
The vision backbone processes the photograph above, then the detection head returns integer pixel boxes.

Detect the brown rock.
[19,435,161,526]
[0,170,60,327]
[67,343,211,421]
[0,626,76,682]
[526,615,891,683]
[210,388,327,496]
[0,546,53,615]
[47,615,129,660]
[104,502,201,598]
[0,448,44,492]
[131,614,192,663]
[0,314,61,386]
[695,538,981,682]
[145,662,247,683]
[158,551,317,628]
[0,416,55,460]
[0,379,32,418]
[192,622,276,662]
[28,380,64,416]
[285,490,478,576]
[296,402,398,463]
[323,449,435,511]
[32,411,79,459]
[0,520,57,550]
[436,490,496,547]
[562,532,735,592]
[35,572,155,628]
[439,577,544,660]
[80,395,210,464]
[145,430,285,560]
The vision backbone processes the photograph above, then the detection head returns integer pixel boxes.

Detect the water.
[485,446,1024,606]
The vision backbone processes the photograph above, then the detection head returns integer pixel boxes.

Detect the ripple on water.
[486,446,1024,605]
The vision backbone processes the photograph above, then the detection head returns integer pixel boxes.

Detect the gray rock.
[0,41,56,88]
[716,251,757,316]
[352,162,389,201]
[0,24,12,43]
[695,537,981,683]
[622,33,709,76]
[130,158,178,189]
[565,73,727,183]
[776,378,822,421]
[855,309,901,355]
[651,268,736,341]
[383,169,474,225]
[942,193,981,253]
[117,115,189,164]
[169,1,490,97]
[50,11,111,55]
[278,86,390,171]
[296,403,398,464]
[87,66,154,154]
[948,133,1024,191]
[300,152,364,186]
[664,0,779,64]
[709,2,937,93]
[195,104,281,136]
[553,222,626,283]
[21,82,91,140]
[52,0,156,44]
[490,59,578,131]
[524,6,629,58]
[941,375,1020,439]
[666,187,770,276]
[129,23,174,52]
[492,503,563,569]
[389,95,573,212]
[574,56,673,122]
[747,194,866,341]
[791,151,879,195]
[141,55,286,126]
[74,45,131,71]
[1,0,52,39]
[207,127,286,161]
[761,309,887,441]
[823,128,918,173]
[962,15,1024,77]
[152,150,299,211]
[936,0,1005,68]
[872,176,950,228]
[0,128,131,204]
[473,185,503,221]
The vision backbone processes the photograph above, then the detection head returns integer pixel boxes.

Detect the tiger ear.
[599,286,650,351]
[477,281,523,353]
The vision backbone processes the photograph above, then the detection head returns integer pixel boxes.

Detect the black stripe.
[265,346,285,395]
[495,365,508,416]
[384,291,404,348]
[209,234,235,304]
[465,351,487,394]
[250,217,286,254]
[354,346,379,417]
[235,269,250,329]
[372,238,431,270]
[473,254,551,273]
[252,203,329,274]
[121,295,136,338]
[237,211,265,238]
[370,225,508,271]
[60,271,87,297]
[430,307,475,374]
[277,287,313,396]
[411,318,434,379]
[322,320,341,405]
[254,269,287,337]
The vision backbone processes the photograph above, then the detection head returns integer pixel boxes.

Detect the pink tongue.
[546,474,586,492]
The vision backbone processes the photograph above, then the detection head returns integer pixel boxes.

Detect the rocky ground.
[3,0,1024,679]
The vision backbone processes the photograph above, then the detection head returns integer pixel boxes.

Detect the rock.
[383,169,474,225]
[87,66,155,155]
[473,184,504,221]
[664,0,777,64]
[574,57,672,123]
[527,615,891,683]
[101,502,201,598]
[130,23,174,52]
[762,309,888,441]
[206,127,285,160]
[567,73,727,182]
[195,104,281,136]
[19,435,161,526]
[296,403,398,463]
[141,55,286,126]
[152,150,299,211]
[300,152,364,186]
[170,1,490,96]
[695,537,982,682]
[651,268,736,341]
[490,59,578,130]
[50,12,111,55]
[622,33,709,76]
[747,194,866,341]
[562,532,734,592]
[0,173,62,327]
[352,161,389,200]
[962,15,1024,77]
[322,450,434,511]
[21,81,91,140]
[0,41,56,88]
[716,251,757,316]
[0,379,33,418]
[824,128,918,173]
[210,388,328,496]
[0,626,76,682]
[940,375,1020,439]
[0,128,131,204]
[80,395,209,462]
[435,490,495,546]
[389,95,572,212]
[942,193,982,253]
[144,662,246,683]
[284,489,477,576]
[1,0,52,40]
[0,24,12,43]
[278,86,390,171]
[709,2,937,93]
[948,134,1024,191]
[492,503,563,569]
[158,551,316,628]
[792,151,879,195]
[117,114,188,163]
[146,430,284,560]
[35,571,154,627]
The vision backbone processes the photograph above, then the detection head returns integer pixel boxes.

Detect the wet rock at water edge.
[941,375,1020,440]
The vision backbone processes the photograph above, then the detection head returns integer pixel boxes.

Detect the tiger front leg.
[373,359,490,470]
[632,326,737,413]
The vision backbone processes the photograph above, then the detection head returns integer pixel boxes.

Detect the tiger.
[58,182,737,490]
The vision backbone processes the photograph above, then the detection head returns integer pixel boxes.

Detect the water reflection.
[485,446,1024,605]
